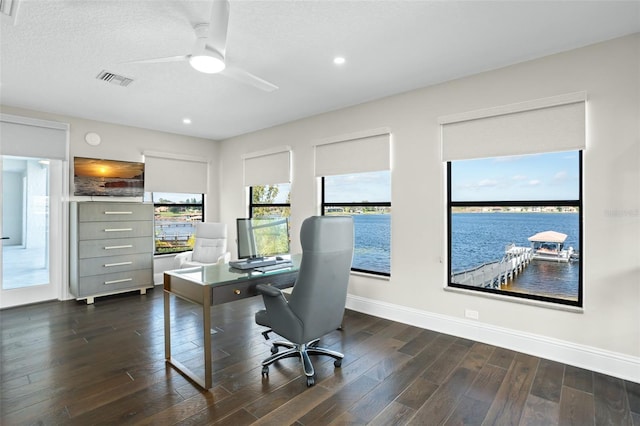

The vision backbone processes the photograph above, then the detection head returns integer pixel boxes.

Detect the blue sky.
[451,151,580,201]
[325,170,391,203]
[271,183,291,203]
[258,173,391,204]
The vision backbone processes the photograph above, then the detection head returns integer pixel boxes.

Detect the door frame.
[0,114,70,308]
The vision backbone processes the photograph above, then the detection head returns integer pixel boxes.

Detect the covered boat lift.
[528,230,573,262]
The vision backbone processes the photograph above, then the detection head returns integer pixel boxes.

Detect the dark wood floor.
[1,288,638,425]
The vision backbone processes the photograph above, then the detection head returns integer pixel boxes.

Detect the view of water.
[452,213,580,300]
[505,259,580,300]
[346,212,580,300]
[452,213,579,271]
[156,221,196,239]
[352,214,391,274]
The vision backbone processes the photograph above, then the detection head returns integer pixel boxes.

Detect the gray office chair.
[255,216,354,386]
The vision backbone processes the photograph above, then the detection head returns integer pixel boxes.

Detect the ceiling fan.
[126,0,278,92]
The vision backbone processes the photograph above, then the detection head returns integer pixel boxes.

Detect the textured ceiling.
[1,1,639,141]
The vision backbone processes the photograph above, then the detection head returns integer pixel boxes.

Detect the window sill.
[351,270,391,281]
[444,285,584,313]
[154,252,189,258]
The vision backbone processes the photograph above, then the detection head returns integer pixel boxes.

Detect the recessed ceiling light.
[333,56,346,65]
[183,118,192,125]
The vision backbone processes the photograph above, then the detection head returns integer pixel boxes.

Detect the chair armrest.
[256,283,283,298]
[173,251,193,269]
[256,284,302,342]
[216,251,231,265]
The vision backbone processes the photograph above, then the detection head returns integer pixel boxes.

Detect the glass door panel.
[1,156,60,308]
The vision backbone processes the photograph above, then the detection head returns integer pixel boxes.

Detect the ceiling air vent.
[96,70,134,87]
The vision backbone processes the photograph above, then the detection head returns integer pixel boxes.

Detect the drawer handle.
[234,289,241,295]
[104,278,133,285]
[104,245,133,250]
[104,211,133,215]
[104,228,133,232]
[104,261,133,267]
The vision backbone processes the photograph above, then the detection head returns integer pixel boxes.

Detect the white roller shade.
[440,92,586,161]
[315,131,390,177]
[144,151,208,194]
[1,114,68,160]
[243,147,291,187]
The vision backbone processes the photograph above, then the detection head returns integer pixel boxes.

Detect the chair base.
[261,338,343,387]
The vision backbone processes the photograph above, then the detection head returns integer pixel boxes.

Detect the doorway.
[0,115,68,309]
[1,156,65,308]
[0,113,69,309]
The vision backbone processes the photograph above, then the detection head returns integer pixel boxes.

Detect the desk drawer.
[79,203,152,222]
[210,271,297,305]
[79,236,153,259]
[79,221,153,240]
[75,269,153,297]
[79,253,152,277]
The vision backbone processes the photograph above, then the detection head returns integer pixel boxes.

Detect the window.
[448,151,582,306]
[314,130,392,276]
[322,170,391,276]
[441,92,585,307]
[249,183,290,219]
[145,192,204,254]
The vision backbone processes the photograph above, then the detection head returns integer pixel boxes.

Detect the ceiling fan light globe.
[189,55,226,74]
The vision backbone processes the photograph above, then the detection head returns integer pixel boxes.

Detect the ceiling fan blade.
[208,0,230,56]
[223,67,279,92]
[123,55,189,65]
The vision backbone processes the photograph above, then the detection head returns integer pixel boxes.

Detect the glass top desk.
[163,254,301,389]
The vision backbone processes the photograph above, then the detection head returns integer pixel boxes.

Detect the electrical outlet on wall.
[465,309,479,320]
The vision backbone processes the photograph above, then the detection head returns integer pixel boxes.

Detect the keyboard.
[229,259,277,270]
[254,262,293,273]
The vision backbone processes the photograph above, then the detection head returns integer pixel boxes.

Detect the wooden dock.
[452,245,533,289]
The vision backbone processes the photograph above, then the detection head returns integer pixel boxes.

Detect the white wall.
[218,34,640,380]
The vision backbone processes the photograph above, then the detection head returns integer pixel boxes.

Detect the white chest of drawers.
[70,202,154,304]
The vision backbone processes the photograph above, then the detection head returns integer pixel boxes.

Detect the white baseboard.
[345,294,640,383]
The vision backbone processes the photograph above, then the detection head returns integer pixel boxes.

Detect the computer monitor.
[236,217,290,260]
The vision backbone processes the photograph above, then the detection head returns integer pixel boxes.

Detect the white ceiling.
[1,1,639,141]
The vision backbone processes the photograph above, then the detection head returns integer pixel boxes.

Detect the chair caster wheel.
[306,376,315,387]
[262,366,269,377]
[270,345,278,354]
[334,359,342,368]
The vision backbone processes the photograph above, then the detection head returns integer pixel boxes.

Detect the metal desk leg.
[202,286,212,389]
[164,289,171,361]
[164,280,213,390]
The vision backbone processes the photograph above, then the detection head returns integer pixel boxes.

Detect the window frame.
[150,193,205,256]
[446,151,583,307]
[248,185,291,219]
[320,176,392,277]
